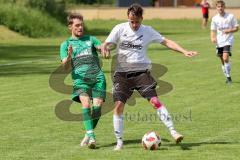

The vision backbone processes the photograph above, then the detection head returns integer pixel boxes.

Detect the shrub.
[0,0,67,24]
[0,4,67,37]
[26,0,67,24]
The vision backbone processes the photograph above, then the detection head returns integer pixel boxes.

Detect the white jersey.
[105,22,165,72]
[211,13,239,47]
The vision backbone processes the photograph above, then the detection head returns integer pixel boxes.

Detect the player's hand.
[211,38,217,44]
[68,45,73,58]
[223,29,231,34]
[101,43,111,59]
[104,49,111,59]
[183,51,198,57]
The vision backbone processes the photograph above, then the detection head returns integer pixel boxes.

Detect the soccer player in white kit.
[211,0,239,84]
[101,3,198,150]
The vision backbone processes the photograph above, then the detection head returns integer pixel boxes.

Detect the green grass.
[0,19,240,160]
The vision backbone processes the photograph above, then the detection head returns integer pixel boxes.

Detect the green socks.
[82,106,101,139]
[82,108,95,139]
[92,106,101,129]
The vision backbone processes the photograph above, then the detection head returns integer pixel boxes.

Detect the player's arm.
[95,46,101,52]
[96,42,113,53]
[101,24,119,59]
[210,30,217,44]
[96,44,110,58]
[223,26,239,34]
[223,16,239,34]
[161,38,197,57]
[91,36,103,53]
[101,42,116,59]
[94,43,103,54]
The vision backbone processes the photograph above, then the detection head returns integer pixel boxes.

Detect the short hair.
[127,3,143,17]
[216,0,225,6]
[67,13,83,25]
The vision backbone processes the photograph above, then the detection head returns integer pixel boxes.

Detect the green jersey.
[60,35,102,81]
[60,35,106,102]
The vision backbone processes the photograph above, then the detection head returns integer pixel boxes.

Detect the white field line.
[0,61,33,66]
[0,58,56,67]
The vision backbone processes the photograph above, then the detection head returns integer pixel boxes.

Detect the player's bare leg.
[202,18,208,29]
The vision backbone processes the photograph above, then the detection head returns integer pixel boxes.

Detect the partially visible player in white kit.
[211,0,239,84]
[101,3,197,150]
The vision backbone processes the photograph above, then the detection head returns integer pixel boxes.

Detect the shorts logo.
[113,83,120,91]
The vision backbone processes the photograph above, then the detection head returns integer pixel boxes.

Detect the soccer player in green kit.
[60,14,106,149]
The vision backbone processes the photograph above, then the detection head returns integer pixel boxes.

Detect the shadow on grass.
[99,139,237,151]
[86,28,185,36]
[169,141,237,150]
[0,45,58,60]
[99,138,170,148]
[0,45,59,76]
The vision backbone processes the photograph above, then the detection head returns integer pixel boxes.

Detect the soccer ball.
[142,131,161,150]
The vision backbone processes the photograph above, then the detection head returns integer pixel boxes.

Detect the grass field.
[0,19,240,160]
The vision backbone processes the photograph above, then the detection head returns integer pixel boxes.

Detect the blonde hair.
[216,0,225,6]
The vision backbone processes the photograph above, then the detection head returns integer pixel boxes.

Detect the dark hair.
[67,13,83,25]
[216,0,225,6]
[127,3,143,17]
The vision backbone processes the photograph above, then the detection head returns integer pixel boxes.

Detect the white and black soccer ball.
[142,131,161,150]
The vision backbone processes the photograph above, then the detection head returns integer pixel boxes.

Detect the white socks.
[113,107,177,146]
[113,114,123,144]
[221,65,227,77]
[157,106,175,134]
[224,63,231,77]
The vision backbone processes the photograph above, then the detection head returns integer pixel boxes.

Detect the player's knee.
[223,53,229,62]
[82,104,90,108]
[93,98,104,106]
[114,101,124,114]
[150,97,162,109]
[80,99,90,108]
[223,58,229,63]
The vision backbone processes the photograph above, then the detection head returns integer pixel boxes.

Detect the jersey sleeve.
[91,36,101,47]
[210,18,217,31]
[231,15,239,27]
[60,41,68,61]
[148,27,165,43]
[105,25,120,44]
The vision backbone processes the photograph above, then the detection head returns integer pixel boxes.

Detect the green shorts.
[72,71,106,103]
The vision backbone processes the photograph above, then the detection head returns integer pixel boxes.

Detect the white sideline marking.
[0,59,56,67]
[0,61,33,66]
